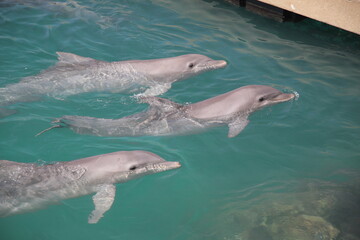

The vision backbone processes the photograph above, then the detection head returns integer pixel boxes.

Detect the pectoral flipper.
[228,117,249,138]
[88,184,116,224]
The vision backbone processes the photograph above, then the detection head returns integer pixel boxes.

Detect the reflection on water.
[0,0,111,28]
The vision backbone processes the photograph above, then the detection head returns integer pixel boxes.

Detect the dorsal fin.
[20,52,97,83]
[140,96,182,110]
[56,52,95,64]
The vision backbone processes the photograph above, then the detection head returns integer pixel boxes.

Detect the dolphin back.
[0,160,87,217]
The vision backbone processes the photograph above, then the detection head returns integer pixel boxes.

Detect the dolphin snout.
[165,161,182,170]
[212,60,227,69]
[150,161,182,173]
[274,93,295,103]
[202,59,227,70]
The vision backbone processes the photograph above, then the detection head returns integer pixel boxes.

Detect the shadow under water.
[194,176,360,240]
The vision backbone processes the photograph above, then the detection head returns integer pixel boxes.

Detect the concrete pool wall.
[224,0,360,35]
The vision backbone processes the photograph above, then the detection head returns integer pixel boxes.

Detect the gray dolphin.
[0,151,181,223]
[40,85,295,138]
[0,52,227,106]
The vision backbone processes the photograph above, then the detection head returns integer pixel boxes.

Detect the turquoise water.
[1,0,360,239]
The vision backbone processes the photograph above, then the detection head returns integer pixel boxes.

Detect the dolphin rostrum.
[0,52,227,106]
[0,151,181,223]
[39,85,296,138]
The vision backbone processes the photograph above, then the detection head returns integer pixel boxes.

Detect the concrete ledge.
[258,0,360,35]
[225,0,360,35]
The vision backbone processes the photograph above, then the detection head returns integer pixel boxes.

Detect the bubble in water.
[292,91,300,100]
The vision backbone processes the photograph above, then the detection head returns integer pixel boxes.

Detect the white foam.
[292,90,300,100]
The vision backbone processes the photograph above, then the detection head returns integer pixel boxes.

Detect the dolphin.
[39,85,296,138]
[0,151,181,223]
[0,52,226,107]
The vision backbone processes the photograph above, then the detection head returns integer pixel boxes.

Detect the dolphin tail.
[35,123,63,137]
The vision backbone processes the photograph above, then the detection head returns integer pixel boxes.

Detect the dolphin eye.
[129,166,137,171]
[188,63,194,68]
[259,97,265,102]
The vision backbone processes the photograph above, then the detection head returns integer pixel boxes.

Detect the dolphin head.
[129,54,227,82]
[79,151,181,184]
[188,85,295,119]
[118,151,181,181]
[176,54,227,78]
[243,85,295,111]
